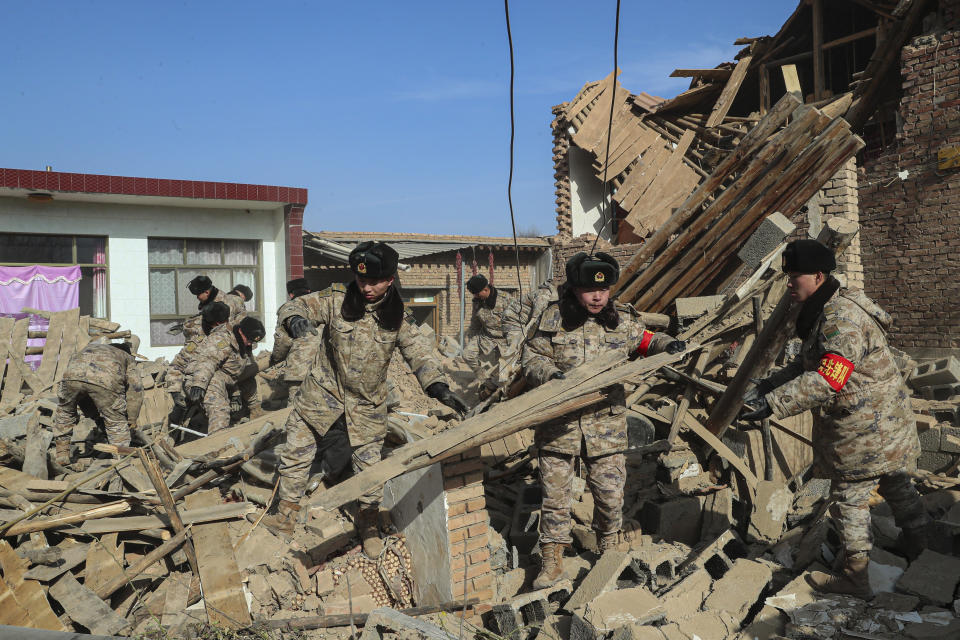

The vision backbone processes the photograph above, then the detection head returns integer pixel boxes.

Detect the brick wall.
[442,448,494,609]
[552,106,573,237]
[285,205,305,279]
[551,234,644,284]
[818,159,864,289]
[858,4,960,354]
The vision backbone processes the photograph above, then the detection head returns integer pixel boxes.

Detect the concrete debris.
[574,585,665,637]
[896,549,960,606]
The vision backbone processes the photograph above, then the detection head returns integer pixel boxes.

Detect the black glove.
[425,382,469,416]
[187,386,206,404]
[743,378,774,409]
[741,396,772,421]
[550,371,566,381]
[664,340,687,355]
[287,315,315,339]
[171,391,185,407]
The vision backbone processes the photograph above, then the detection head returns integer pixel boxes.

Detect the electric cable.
[590,0,623,257]
[504,0,523,302]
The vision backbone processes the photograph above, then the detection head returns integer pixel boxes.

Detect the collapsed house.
[1,0,959,639]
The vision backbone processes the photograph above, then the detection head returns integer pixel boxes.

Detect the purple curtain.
[0,266,81,369]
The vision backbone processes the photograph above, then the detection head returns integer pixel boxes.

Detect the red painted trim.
[0,167,307,205]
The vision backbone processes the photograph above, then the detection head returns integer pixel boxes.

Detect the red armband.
[634,330,655,358]
[817,353,854,391]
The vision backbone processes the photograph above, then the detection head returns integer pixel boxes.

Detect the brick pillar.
[819,158,864,289]
[552,108,573,237]
[442,448,494,607]
[285,204,304,279]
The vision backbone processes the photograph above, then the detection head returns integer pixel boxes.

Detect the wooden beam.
[92,527,190,600]
[822,26,879,50]
[781,64,803,100]
[3,500,131,536]
[706,55,753,128]
[759,65,771,114]
[812,0,825,100]
[670,68,733,80]
[79,502,256,534]
[139,448,200,579]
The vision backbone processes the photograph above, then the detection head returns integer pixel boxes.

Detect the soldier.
[269,277,315,374]
[743,239,927,598]
[522,252,685,588]
[259,241,468,557]
[229,284,254,311]
[168,301,231,424]
[52,341,143,464]
[182,275,246,342]
[183,315,266,434]
[462,274,516,385]
[503,281,561,350]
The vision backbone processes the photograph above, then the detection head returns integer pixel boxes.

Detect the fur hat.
[782,240,836,274]
[286,278,310,295]
[231,284,253,302]
[237,316,266,342]
[201,301,230,325]
[188,275,213,295]
[466,274,488,295]
[349,241,399,279]
[565,252,619,287]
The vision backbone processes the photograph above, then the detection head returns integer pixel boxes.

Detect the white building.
[0,167,308,360]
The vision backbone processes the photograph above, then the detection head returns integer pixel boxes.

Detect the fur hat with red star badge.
[565,252,619,288]
[348,241,399,279]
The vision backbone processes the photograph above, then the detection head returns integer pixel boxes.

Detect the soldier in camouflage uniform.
[268,277,322,392]
[462,275,516,381]
[744,239,927,599]
[183,315,266,434]
[167,301,231,425]
[259,241,468,557]
[52,342,143,464]
[503,281,561,351]
[181,275,247,343]
[522,252,685,589]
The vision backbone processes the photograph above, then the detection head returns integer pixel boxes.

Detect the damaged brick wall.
[442,448,494,605]
[859,1,960,354]
[551,235,644,285]
[819,159,865,290]
[552,106,573,238]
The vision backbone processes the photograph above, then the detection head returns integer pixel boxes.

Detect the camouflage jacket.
[468,287,516,343]
[182,288,246,342]
[522,301,673,457]
[765,288,920,481]
[503,282,559,349]
[269,298,300,366]
[62,343,143,421]
[183,323,246,391]
[278,286,448,446]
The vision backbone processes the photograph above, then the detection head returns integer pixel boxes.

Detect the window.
[403,289,439,338]
[148,238,261,347]
[0,233,108,318]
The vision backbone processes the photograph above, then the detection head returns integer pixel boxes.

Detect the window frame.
[147,237,263,347]
[0,232,110,318]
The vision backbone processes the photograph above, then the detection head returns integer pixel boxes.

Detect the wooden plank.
[53,308,80,383]
[812,0,824,100]
[83,533,126,594]
[161,572,191,629]
[1,318,29,406]
[174,408,291,458]
[0,540,67,630]
[22,412,51,480]
[185,489,251,629]
[611,93,802,299]
[600,127,660,178]
[36,310,67,388]
[79,501,256,534]
[22,539,89,582]
[670,68,733,80]
[49,572,131,636]
[77,315,92,350]
[572,85,632,154]
[781,64,803,100]
[705,55,753,128]
[0,574,34,627]
[4,500,131,536]
[625,130,697,232]
[613,142,673,211]
[682,413,758,493]
[140,448,200,578]
[564,70,615,121]
[0,317,14,396]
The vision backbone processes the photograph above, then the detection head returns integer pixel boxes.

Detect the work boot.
[897,524,928,561]
[256,499,300,537]
[248,403,267,420]
[533,542,566,589]
[356,507,384,559]
[597,530,629,554]
[53,436,71,466]
[806,555,872,599]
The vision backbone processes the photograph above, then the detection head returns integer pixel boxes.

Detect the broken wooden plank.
[0,317,14,400]
[93,527,189,600]
[185,489,251,629]
[22,539,90,582]
[174,408,291,459]
[50,572,131,636]
[53,308,80,383]
[670,68,733,80]
[781,64,803,100]
[3,500,131,536]
[682,413,759,493]
[83,532,126,595]
[161,571,191,630]
[79,501,255,534]
[139,448,200,578]
[0,574,34,627]
[705,55,753,128]
[0,540,65,631]
[35,310,67,389]
[22,412,51,480]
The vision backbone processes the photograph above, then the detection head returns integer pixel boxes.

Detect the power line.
[590,0,622,257]
[504,0,523,302]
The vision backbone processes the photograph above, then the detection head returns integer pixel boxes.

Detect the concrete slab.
[563,550,632,612]
[747,480,792,544]
[660,567,711,623]
[703,558,772,623]
[701,487,734,540]
[896,549,960,606]
[737,212,795,268]
[673,610,739,640]
[577,585,665,636]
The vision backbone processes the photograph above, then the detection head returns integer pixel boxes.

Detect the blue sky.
[1,1,798,237]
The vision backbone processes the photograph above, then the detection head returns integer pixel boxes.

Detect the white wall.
[569,145,615,243]
[0,197,287,361]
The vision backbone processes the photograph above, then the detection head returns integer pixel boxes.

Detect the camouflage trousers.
[278,409,393,507]
[53,380,131,446]
[201,369,259,433]
[462,335,501,375]
[539,449,626,545]
[830,470,927,559]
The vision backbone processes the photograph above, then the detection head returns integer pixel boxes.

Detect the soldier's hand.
[549,370,566,381]
[741,396,772,421]
[187,386,206,404]
[425,382,469,417]
[664,340,687,355]
[287,315,316,339]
